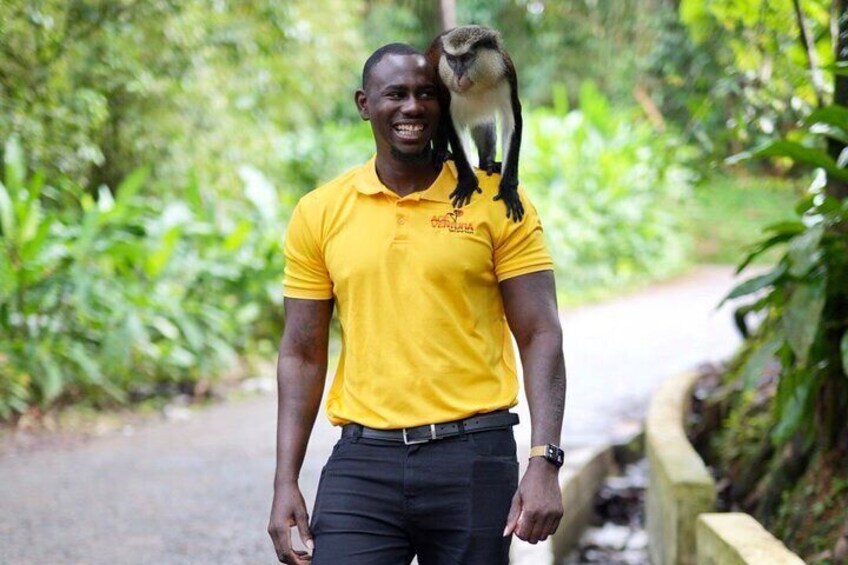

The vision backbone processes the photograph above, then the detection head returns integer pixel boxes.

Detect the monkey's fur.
[427,25,524,221]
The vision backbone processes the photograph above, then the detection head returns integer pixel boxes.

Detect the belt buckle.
[403,424,437,445]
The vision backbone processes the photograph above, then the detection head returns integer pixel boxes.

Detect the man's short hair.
[361,43,424,89]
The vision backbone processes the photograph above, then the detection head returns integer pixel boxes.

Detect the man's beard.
[391,143,432,164]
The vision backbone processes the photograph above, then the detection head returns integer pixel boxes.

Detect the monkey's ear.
[354,89,370,121]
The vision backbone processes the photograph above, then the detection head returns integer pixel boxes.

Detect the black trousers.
[310,428,519,564]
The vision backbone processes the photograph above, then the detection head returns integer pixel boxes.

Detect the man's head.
[355,43,441,165]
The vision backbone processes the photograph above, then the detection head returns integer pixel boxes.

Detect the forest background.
[6,0,848,560]
[0,0,834,427]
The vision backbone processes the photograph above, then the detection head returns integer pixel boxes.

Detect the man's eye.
[386,92,403,99]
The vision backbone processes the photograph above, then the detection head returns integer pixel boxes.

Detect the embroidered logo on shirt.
[430,209,475,234]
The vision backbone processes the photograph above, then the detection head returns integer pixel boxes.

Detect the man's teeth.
[395,124,424,133]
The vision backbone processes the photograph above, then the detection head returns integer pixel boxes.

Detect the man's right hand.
[268,483,314,564]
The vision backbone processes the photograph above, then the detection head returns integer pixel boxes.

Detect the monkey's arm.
[447,116,482,208]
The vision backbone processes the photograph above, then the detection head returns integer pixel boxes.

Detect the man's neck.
[374,153,441,198]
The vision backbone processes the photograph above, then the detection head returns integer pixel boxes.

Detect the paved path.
[0,266,744,564]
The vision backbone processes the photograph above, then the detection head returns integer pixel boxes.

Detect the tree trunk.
[438,0,456,32]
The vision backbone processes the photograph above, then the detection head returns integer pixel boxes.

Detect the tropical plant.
[724,109,848,448]
[0,137,288,419]
[524,82,694,300]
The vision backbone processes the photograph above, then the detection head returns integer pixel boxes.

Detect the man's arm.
[499,270,566,544]
[268,297,334,564]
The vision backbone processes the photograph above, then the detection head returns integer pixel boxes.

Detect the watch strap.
[529,445,549,458]
[529,443,564,468]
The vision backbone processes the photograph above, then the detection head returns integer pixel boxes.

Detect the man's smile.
[393,122,427,140]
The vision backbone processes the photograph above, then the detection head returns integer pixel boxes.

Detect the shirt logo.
[431,209,475,234]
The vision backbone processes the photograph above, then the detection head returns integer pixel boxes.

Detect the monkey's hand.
[482,159,502,176]
[450,174,482,209]
[494,178,524,222]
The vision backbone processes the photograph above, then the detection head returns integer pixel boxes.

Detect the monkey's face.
[355,54,441,161]
[440,48,505,94]
[442,52,476,92]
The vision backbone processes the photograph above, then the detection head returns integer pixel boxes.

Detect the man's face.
[355,54,441,163]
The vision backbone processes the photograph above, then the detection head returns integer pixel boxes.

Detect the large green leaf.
[783,276,826,366]
[787,224,824,277]
[114,167,149,208]
[736,233,794,274]
[772,372,812,444]
[722,264,786,304]
[728,140,848,184]
[739,331,783,389]
[144,226,181,278]
[804,106,848,135]
[36,349,65,403]
[3,137,25,194]
[0,181,15,238]
[762,220,805,236]
[823,62,848,76]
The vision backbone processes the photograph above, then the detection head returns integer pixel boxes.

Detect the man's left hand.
[502,457,564,543]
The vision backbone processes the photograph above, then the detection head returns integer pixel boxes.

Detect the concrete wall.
[550,444,613,561]
[645,371,716,565]
[696,513,805,565]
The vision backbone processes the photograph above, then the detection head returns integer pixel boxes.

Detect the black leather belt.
[341,410,519,445]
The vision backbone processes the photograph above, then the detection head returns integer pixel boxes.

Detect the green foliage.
[726,105,848,446]
[0,137,287,419]
[649,0,832,161]
[524,83,694,299]
[0,0,367,193]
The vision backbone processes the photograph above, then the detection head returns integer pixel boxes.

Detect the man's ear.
[354,89,369,121]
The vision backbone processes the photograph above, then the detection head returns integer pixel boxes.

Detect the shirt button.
[397,217,406,225]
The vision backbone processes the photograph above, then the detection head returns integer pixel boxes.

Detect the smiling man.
[267,43,566,565]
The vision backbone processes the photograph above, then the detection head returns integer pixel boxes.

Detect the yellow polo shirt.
[283,156,553,429]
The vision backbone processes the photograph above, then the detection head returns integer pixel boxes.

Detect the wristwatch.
[529,444,564,468]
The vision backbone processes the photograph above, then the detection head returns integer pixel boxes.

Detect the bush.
[0,137,288,419]
[524,83,694,300]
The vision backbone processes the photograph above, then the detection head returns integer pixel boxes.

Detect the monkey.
[426,25,524,221]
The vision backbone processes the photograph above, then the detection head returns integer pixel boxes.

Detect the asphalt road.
[0,266,745,564]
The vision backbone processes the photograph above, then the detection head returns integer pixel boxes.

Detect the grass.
[685,172,805,265]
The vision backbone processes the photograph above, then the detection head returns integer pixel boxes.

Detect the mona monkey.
[426,25,524,221]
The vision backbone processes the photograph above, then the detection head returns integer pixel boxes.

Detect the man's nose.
[401,95,424,115]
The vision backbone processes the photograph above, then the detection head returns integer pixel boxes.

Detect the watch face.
[546,444,564,467]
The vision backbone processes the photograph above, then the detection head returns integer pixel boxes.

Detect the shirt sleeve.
[283,197,334,299]
[493,187,554,282]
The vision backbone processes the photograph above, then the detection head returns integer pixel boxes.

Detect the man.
[268,43,566,564]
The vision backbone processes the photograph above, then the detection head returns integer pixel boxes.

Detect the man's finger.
[295,511,314,552]
[546,513,561,537]
[287,549,313,564]
[522,512,544,543]
[502,493,522,537]
[530,515,549,544]
[280,524,293,562]
[515,510,534,541]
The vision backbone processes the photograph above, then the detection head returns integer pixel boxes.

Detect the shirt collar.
[352,155,455,203]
